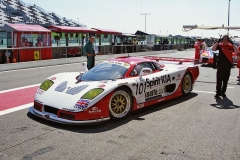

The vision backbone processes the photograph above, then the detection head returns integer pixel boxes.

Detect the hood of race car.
[34,72,118,112]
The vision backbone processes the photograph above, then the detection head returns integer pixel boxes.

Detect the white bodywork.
[30,61,195,124]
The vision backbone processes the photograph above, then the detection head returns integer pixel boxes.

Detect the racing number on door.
[135,75,171,96]
[136,83,146,95]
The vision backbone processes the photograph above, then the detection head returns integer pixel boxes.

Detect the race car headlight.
[202,53,208,56]
[81,88,104,100]
[39,79,54,91]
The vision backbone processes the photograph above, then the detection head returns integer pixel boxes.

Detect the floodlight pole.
[140,13,151,31]
[228,0,231,32]
[77,18,79,26]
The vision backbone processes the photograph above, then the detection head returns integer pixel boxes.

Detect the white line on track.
[193,90,215,94]
[227,87,234,89]
[0,84,40,94]
[0,103,32,116]
[230,77,238,79]
[0,63,81,73]
[193,87,235,94]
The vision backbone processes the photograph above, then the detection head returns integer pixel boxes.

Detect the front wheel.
[109,88,132,120]
[181,73,192,96]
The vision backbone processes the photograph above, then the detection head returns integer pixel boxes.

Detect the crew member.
[194,38,201,62]
[237,44,240,82]
[212,34,239,98]
[83,35,96,70]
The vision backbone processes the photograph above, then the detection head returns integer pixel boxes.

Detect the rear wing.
[144,56,199,65]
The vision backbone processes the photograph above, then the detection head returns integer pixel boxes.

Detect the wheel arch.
[109,85,134,120]
[115,85,133,96]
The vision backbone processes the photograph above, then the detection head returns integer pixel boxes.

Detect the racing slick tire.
[109,88,133,120]
[181,73,192,96]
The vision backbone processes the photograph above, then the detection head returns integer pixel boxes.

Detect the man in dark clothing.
[83,35,96,70]
[212,34,239,98]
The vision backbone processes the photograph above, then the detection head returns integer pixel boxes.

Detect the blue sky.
[23,0,240,38]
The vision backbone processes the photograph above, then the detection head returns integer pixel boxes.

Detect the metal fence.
[0,43,195,64]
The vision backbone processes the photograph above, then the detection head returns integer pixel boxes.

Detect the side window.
[153,62,163,71]
[143,62,156,71]
[130,64,143,76]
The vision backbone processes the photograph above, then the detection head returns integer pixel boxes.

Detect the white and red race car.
[29,56,199,124]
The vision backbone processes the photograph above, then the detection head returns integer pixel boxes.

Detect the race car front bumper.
[29,107,110,125]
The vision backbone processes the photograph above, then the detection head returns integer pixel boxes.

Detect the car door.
[130,62,167,103]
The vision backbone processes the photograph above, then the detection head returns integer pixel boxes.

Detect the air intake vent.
[66,85,89,95]
[55,81,68,92]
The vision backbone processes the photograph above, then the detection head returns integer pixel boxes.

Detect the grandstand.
[0,0,86,28]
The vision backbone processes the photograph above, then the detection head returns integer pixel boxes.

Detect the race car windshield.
[81,62,129,81]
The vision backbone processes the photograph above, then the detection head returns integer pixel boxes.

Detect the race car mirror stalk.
[76,62,88,84]
[139,68,152,81]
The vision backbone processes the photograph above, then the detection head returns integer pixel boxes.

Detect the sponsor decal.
[145,87,163,99]
[50,77,56,80]
[62,108,75,112]
[118,82,128,86]
[176,74,182,81]
[135,74,171,95]
[89,106,101,114]
[99,80,108,83]
[104,61,130,68]
[137,103,144,109]
[157,98,165,102]
[124,63,130,67]
[35,99,43,104]
[37,89,44,95]
[74,99,90,110]
[98,84,106,88]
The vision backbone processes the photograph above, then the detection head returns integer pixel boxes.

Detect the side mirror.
[139,68,152,80]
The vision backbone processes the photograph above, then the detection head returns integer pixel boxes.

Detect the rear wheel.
[182,73,192,96]
[109,88,132,120]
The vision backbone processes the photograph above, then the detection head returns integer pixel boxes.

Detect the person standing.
[237,44,240,83]
[194,38,202,62]
[212,34,239,98]
[83,35,96,70]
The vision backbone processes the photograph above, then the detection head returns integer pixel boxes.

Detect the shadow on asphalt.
[200,64,214,68]
[27,93,198,133]
[200,64,236,69]
[210,97,240,109]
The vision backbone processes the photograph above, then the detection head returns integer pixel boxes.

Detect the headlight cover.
[81,88,104,100]
[39,79,54,91]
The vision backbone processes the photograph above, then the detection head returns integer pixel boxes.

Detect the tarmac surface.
[0,49,240,160]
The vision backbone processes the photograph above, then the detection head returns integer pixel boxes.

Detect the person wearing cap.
[212,34,239,98]
[83,35,96,70]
